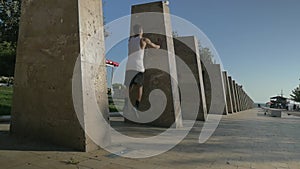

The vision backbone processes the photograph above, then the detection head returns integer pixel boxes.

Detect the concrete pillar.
[127,1,182,128]
[228,76,237,113]
[10,0,110,151]
[250,96,253,109]
[247,94,253,109]
[243,89,247,110]
[246,95,250,109]
[245,95,249,110]
[237,85,243,111]
[236,84,242,111]
[174,36,207,121]
[245,93,249,110]
[243,90,248,110]
[222,72,233,114]
[240,88,245,111]
[233,81,240,112]
[245,92,249,110]
[244,94,247,110]
[239,85,245,111]
[200,60,228,115]
[201,62,211,113]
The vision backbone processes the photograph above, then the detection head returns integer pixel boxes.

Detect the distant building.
[269,96,287,109]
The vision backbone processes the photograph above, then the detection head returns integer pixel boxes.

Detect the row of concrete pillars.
[10,0,254,151]
[124,1,254,127]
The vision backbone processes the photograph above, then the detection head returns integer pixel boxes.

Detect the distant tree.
[0,0,21,76]
[172,31,179,38]
[197,39,215,64]
[173,33,215,64]
[0,41,16,76]
[199,47,214,64]
[291,86,300,102]
[0,0,108,76]
[0,0,21,45]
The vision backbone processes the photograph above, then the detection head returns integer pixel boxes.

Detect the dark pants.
[124,70,144,88]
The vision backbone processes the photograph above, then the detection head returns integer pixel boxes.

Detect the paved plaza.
[0,108,300,169]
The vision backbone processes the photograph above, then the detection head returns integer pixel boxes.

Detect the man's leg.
[134,72,144,109]
[137,85,143,102]
[135,85,143,109]
[123,70,135,111]
[130,84,135,94]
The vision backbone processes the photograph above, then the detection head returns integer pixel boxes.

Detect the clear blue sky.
[103,0,300,103]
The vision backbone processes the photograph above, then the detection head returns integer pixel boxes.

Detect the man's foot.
[135,100,140,109]
[132,106,139,118]
[133,100,140,118]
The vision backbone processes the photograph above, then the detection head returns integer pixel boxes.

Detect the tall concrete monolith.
[222,71,233,114]
[200,59,228,115]
[235,83,242,112]
[237,85,243,111]
[233,80,240,112]
[228,76,237,113]
[201,62,211,113]
[126,1,182,128]
[10,0,110,152]
[174,36,207,121]
[240,87,246,111]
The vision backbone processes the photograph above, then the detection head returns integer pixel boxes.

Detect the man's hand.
[143,38,160,49]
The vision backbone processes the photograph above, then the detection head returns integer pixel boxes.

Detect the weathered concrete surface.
[241,88,246,111]
[244,90,253,110]
[237,85,243,111]
[1,109,300,168]
[247,95,251,109]
[228,76,237,113]
[126,1,182,128]
[245,93,253,110]
[200,60,228,115]
[241,88,247,111]
[248,95,254,109]
[201,62,212,114]
[222,72,233,114]
[174,36,207,121]
[233,80,240,112]
[10,0,110,151]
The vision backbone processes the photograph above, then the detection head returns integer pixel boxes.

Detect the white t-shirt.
[126,36,145,72]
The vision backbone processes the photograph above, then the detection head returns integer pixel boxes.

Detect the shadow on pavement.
[0,122,75,152]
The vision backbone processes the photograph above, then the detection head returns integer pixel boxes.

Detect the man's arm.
[141,38,160,49]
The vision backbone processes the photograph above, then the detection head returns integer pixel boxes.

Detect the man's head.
[133,24,143,36]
